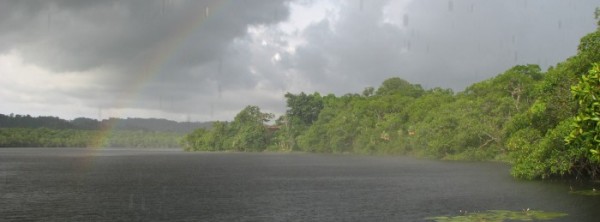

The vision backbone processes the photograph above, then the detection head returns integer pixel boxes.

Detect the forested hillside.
[0,128,181,148]
[183,10,600,180]
[0,114,210,133]
[0,115,210,148]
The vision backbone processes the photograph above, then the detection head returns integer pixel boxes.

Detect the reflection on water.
[1,148,599,221]
[427,210,567,221]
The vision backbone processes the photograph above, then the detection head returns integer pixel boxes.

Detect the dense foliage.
[0,115,203,148]
[0,128,182,148]
[183,16,600,180]
[181,106,274,151]
[183,64,550,166]
[565,64,600,178]
[0,114,209,133]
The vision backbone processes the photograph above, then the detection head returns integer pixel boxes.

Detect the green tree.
[362,86,375,97]
[229,106,274,151]
[284,92,324,126]
[375,77,424,97]
[273,92,325,151]
[565,63,600,177]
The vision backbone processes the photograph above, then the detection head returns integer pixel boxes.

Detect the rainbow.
[86,1,228,151]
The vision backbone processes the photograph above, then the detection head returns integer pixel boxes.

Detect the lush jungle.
[182,9,600,180]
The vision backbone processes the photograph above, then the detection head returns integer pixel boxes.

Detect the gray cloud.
[0,0,292,120]
[287,0,598,93]
[0,0,598,121]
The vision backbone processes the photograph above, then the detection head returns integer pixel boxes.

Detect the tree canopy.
[184,11,600,180]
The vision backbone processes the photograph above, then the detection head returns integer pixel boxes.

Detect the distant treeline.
[0,114,211,133]
[183,11,600,180]
[0,128,181,148]
[0,115,211,148]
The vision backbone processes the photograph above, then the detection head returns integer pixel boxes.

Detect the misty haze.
[2,1,600,221]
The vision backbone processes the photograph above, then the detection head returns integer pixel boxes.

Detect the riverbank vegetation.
[427,209,567,222]
[0,115,207,148]
[183,11,600,180]
[0,128,182,148]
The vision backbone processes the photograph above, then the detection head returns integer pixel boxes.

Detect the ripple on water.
[0,148,599,221]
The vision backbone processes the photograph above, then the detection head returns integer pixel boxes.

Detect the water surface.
[1,148,598,221]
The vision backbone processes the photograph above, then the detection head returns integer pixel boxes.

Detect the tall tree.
[566,63,600,177]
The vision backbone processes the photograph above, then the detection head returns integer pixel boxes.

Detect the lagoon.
[1,148,598,221]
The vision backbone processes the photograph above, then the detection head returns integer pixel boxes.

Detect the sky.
[0,0,598,122]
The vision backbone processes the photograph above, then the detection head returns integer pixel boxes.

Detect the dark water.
[1,148,599,221]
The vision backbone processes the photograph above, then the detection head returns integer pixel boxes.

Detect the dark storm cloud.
[288,0,598,93]
[395,0,598,90]
[290,0,405,93]
[1,0,599,121]
[1,0,288,70]
[0,0,292,120]
[0,0,290,90]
